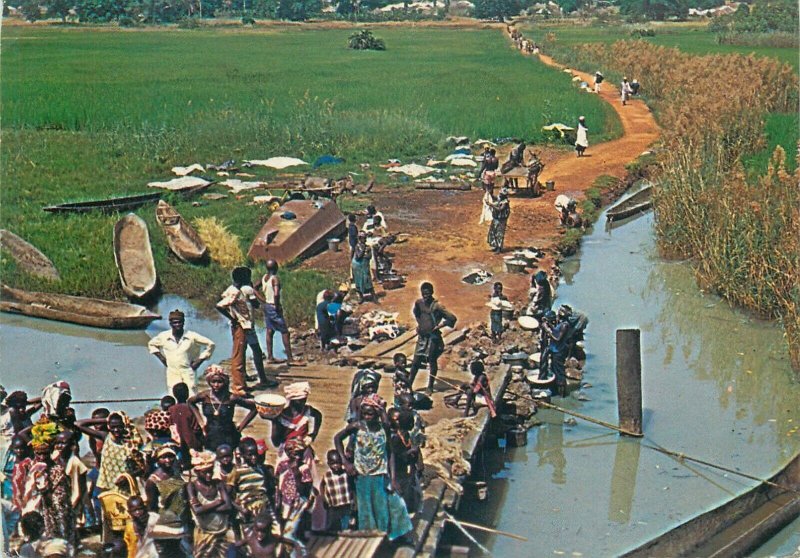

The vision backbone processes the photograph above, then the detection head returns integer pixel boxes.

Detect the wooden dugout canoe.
[43,192,162,214]
[113,213,158,299]
[606,185,653,222]
[0,229,60,281]
[622,452,800,558]
[155,200,208,264]
[0,284,160,329]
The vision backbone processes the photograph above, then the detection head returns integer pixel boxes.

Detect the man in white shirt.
[148,309,215,392]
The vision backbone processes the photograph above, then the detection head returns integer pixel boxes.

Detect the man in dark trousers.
[408,282,457,395]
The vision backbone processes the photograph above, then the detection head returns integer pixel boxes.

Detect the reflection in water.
[457,206,800,557]
[609,439,641,523]
[535,417,567,485]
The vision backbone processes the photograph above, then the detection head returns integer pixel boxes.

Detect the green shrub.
[241,16,256,24]
[348,29,386,50]
[177,16,201,28]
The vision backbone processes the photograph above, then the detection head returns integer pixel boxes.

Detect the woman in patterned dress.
[333,394,412,542]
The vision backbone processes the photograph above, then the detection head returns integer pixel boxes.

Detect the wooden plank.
[352,329,418,358]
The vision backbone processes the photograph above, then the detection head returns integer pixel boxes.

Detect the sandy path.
[306,34,659,329]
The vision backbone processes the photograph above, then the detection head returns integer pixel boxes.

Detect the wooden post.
[616,328,643,436]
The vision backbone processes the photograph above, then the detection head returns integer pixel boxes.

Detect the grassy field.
[522,21,799,70]
[1,25,618,322]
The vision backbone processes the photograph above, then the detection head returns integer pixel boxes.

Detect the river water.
[458,194,800,556]
[0,294,285,419]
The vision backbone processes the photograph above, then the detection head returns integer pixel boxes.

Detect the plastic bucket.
[327,238,341,252]
[546,180,555,191]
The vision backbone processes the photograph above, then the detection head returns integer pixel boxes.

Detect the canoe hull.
[0,285,160,329]
[622,453,800,558]
[155,201,208,264]
[0,229,60,281]
[113,213,158,299]
[606,185,653,222]
[248,199,346,264]
[43,193,162,214]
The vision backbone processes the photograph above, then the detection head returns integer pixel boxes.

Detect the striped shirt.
[227,465,268,512]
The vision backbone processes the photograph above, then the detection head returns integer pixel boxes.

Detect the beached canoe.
[622,452,800,558]
[606,185,653,222]
[155,201,208,264]
[113,213,158,299]
[43,192,162,214]
[0,229,60,281]
[0,284,160,329]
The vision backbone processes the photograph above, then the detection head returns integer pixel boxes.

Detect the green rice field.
[1,25,618,318]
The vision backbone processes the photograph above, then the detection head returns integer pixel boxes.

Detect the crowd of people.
[0,271,474,557]
[0,368,429,557]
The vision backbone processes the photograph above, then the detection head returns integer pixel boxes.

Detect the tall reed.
[550,39,800,370]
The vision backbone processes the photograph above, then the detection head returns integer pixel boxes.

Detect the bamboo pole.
[443,512,492,556]
[444,516,528,542]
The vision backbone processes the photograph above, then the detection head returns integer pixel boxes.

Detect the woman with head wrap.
[142,409,175,469]
[351,231,376,302]
[333,394,412,542]
[24,417,75,544]
[74,410,143,494]
[188,450,231,558]
[270,382,323,525]
[187,365,257,451]
[144,445,188,556]
[347,370,386,424]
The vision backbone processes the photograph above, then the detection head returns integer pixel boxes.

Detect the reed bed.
[548,38,800,369]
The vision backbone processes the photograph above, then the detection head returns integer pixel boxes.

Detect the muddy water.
[459,196,800,556]
[0,294,285,418]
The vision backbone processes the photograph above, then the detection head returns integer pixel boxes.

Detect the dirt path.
[305,33,659,332]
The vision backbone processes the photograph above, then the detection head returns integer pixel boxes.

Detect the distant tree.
[708,0,797,35]
[619,0,687,20]
[46,0,72,21]
[473,0,521,20]
[274,0,320,19]
[20,0,43,20]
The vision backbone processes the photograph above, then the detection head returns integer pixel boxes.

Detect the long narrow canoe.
[155,200,208,264]
[0,284,160,329]
[113,213,158,299]
[0,229,60,281]
[622,452,800,558]
[43,192,162,214]
[606,185,653,222]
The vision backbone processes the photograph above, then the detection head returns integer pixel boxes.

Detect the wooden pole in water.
[616,328,643,436]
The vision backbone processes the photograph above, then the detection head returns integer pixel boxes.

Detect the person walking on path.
[256,260,303,368]
[216,267,259,395]
[408,283,458,394]
[621,77,633,106]
[594,71,603,93]
[487,189,511,253]
[575,116,589,157]
[148,309,215,393]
